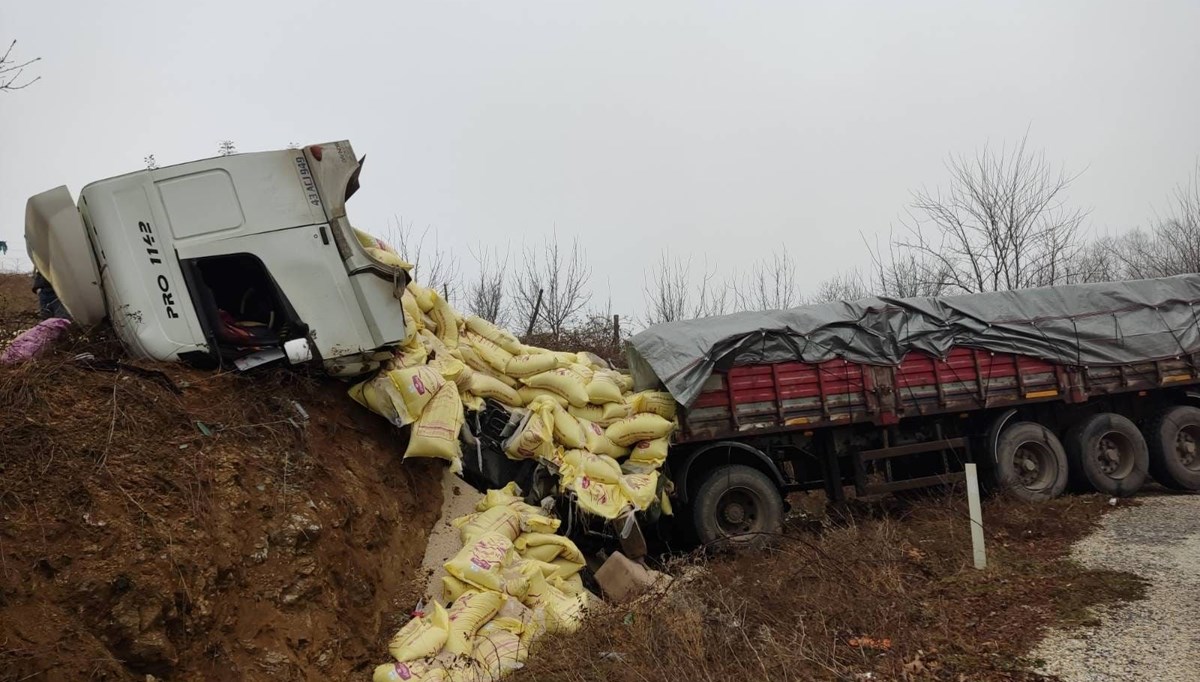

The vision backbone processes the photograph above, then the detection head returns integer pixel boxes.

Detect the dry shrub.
[514,492,1145,682]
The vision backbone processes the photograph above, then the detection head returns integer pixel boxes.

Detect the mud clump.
[0,275,443,681]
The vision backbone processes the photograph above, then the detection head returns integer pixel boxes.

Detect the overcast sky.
[2,0,1198,321]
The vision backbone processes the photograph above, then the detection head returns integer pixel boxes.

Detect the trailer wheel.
[691,464,783,549]
[1065,413,1148,496]
[1145,406,1200,491]
[994,422,1069,502]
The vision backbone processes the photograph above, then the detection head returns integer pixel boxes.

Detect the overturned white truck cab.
[25,141,408,376]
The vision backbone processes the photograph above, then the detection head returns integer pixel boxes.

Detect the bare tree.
[466,246,508,325]
[807,270,869,304]
[388,217,460,300]
[510,233,592,339]
[217,140,238,156]
[1,40,40,92]
[896,132,1087,293]
[144,154,159,170]
[643,250,692,324]
[865,232,952,298]
[734,248,799,311]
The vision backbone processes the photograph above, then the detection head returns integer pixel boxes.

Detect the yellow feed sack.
[551,351,579,365]
[629,437,669,466]
[614,373,634,393]
[561,449,623,484]
[514,533,585,567]
[373,661,449,682]
[553,573,585,595]
[445,532,519,594]
[401,290,425,332]
[505,353,561,378]
[403,383,463,465]
[517,387,567,408]
[543,589,591,634]
[578,418,630,459]
[476,482,523,511]
[464,331,514,373]
[464,315,523,355]
[387,601,450,662]
[510,503,562,534]
[391,337,429,369]
[568,402,630,426]
[523,369,589,407]
[568,363,594,382]
[418,328,453,360]
[628,390,678,420]
[442,575,472,603]
[429,296,460,349]
[472,626,527,678]
[349,375,413,427]
[619,471,660,510]
[453,505,523,544]
[465,372,522,406]
[567,476,628,518]
[549,403,587,448]
[606,413,675,447]
[503,409,554,461]
[410,283,439,313]
[445,590,505,656]
[586,371,624,405]
[388,365,446,417]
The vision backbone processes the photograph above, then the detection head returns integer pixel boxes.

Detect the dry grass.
[514,492,1145,682]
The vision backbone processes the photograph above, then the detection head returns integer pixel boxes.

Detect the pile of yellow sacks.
[373,484,595,681]
[347,229,678,521]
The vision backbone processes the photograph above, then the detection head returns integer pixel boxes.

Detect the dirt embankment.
[0,274,443,681]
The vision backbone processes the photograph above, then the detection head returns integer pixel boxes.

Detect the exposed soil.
[0,274,444,681]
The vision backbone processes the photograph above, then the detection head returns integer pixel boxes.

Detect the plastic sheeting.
[628,275,1200,408]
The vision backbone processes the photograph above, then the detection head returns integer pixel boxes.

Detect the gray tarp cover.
[627,275,1200,408]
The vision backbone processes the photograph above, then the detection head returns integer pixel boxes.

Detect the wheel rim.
[1013,441,1056,491]
[716,486,764,538]
[1093,432,1135,480]
[1174,425,1200,472]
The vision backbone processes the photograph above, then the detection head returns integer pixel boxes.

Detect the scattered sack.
[549,403,587,449]
[465,331,514,374]
[561,449,623,484]
[514,533,586,567]
[465,315,523,355]
[403,383,464,467]
[466,372,522,406]
[445,590,505,656]
[388,365,446,417]
[517,387,568,408]
[453,505,523,544]
[444,532,521,594]
[348,374,413,427]
[618,471,660,510]
[0,318,71,365]
[629,437,669,466]
[585,371,624,405]
[387,601,450,662]
[523,369,589,407]
[606,413,675,447]
[567,476,628,518]
[503,408,554,461]
[579,418,631,459]
[373,661,448,682]
[628,390,677,420]
[505,353,561,378]
[567,402,630,426]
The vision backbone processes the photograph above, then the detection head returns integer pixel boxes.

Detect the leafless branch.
[387,216,461,300]
[466,246,508,326]
[510,231,592,339]
[0,40,41,92]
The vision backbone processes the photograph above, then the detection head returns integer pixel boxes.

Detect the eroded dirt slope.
[0,274,443,681]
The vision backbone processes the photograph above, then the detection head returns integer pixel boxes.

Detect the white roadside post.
[965,463,987,569]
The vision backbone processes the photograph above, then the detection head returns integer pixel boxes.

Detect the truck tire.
[994,422,1069,502]
[1064,413,1148,496]
[691,464,783,549]
[1145,406,1200,491]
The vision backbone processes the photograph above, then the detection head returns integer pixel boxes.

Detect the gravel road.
[1032,493,1200,681]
